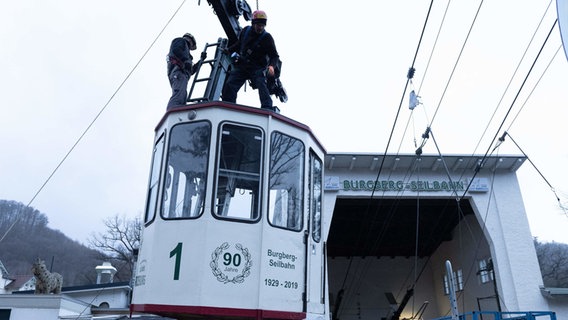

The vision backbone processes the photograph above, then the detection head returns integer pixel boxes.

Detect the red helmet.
[252,10,267,25]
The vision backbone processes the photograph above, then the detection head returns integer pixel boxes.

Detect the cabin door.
[260,131,311,312]
[307,151,325,314]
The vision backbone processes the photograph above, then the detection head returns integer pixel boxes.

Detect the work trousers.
[222,65,273,108]
[167,65,190,109]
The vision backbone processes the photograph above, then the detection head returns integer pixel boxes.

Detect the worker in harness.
[222,10,280,110]
[166,33,206,109]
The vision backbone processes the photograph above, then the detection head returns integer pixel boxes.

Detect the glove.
[184,61,193,70]
[267,65,275,77]
[201,51,207,60]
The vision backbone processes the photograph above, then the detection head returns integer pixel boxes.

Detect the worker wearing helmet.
[166,33,206,109]
[222,10,280,110]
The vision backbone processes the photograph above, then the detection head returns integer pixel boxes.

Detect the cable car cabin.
[131,102,328,320]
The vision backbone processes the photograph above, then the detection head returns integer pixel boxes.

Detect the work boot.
[261,106,280,113]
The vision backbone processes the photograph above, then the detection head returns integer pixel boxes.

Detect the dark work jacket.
[228,26,279,69]
[168,37,195,74]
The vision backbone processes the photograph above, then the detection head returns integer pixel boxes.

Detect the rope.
[424,0,485,136]
[471,0,554,156]
[0,0,188,245]
[506,44,562,132]
[334,5,436,314]
[504,132,566,216]
[458,18,558,200]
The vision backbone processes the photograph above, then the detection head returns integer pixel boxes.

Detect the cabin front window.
[162,122,210,219]
[268,132,305,231]
[214,123,263,220]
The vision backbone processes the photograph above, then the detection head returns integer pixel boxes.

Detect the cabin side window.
[162,122,211,219]
[310,151,322,242]
[144,133,165,223]
[214,123,263,221]
[268,131,305,231]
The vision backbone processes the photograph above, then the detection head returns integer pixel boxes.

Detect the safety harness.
[239,26,267,64]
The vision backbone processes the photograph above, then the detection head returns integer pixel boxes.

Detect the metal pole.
[445,260,459,320]
[488,259,502,312]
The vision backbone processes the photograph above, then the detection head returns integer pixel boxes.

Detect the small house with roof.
[0,260,34,295]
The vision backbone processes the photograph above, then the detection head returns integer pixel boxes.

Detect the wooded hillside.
[0,200,106,286]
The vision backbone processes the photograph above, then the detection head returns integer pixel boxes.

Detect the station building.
[322,153,566,319]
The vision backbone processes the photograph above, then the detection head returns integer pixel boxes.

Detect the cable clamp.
[421,127,430,139]
[407,67,415,80]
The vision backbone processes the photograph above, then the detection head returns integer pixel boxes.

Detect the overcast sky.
[1,0,567,245]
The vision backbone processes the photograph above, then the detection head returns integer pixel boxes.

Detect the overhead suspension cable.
[334,4,436,315]
[429,129,465,201]
[506,44,562,132]
[426,0,485,131]
[387,2,560,313]
[429,7,562,309]
[0,0,188,245]
[415,0,486,156]
[397,0,451,154]
[502,132,566,215]
[416,0,452,95]
[371,0,434,200]
[458,18,558,200]
[443,0,558,204]
[449,148,507,316]
[472,0,555,155]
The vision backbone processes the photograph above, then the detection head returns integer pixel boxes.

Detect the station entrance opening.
[321,153,545,320]
[328,197,474,258]
[326,196,481,320]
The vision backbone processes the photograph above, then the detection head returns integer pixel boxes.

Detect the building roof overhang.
[324,153,526,173]
[540,286,568,298]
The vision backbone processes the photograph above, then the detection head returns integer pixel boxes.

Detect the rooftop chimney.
[95,262,117,284]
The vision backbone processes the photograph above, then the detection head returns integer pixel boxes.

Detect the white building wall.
[469,171,549,311]
[0,294,92,320]
[7,308,60,320]
[430,214,495,314]
[546,297,568,317]
[66,289,129,308]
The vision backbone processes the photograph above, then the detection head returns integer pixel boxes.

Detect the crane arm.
[206,0,252,44]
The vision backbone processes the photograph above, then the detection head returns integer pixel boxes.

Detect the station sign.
[325,176,489,193]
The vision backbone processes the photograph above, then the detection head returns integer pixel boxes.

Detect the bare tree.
[534,238,568,287]
[88,214,141,282]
